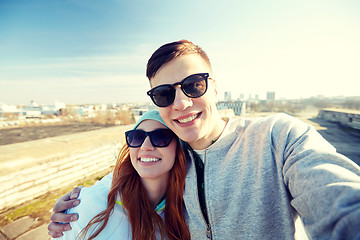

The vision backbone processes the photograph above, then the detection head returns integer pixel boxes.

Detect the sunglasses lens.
[182,74,207,98]
[151,129,174,147]
[125,129,174,148]
[151,86,175,107]
[126,130,146,147]
[147,73,208,107]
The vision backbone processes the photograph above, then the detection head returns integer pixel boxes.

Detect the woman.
[54,110,190,240]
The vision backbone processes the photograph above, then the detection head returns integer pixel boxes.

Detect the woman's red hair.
[78,138,190,240]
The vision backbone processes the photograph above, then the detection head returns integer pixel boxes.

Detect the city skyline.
[1,1,360,105]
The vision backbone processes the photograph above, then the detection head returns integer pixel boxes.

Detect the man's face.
[150,54,219,149]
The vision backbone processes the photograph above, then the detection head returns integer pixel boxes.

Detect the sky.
[0,0,359,105]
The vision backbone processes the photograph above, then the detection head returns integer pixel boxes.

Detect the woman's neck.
[141,177,168,208]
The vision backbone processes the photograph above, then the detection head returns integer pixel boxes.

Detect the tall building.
[266,92,276,102]
[224,91,232,101]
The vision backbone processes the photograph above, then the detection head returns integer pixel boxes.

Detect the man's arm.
[47,186,83,238]
[277,115,360,239]
[48,172,113,238]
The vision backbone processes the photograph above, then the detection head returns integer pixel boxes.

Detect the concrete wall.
[0,125,132,210]
[318,108,360,130]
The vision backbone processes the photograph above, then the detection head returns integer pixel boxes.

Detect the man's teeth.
[178,114,197,123]
[140,158,160,162]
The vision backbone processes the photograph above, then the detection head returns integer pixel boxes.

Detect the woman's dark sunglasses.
[147,73,209,107]
[125,129,175,148]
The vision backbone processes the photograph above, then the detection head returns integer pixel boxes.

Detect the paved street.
[0,122,115,146]
[305,117,360,166]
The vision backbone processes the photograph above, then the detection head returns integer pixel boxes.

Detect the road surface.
[303,117,360,166]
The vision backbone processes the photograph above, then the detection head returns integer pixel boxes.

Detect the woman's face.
[129,120,176,182]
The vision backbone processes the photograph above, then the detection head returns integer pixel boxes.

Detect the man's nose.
[172,86,193,110]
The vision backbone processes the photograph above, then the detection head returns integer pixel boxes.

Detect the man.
[49,40,360,239]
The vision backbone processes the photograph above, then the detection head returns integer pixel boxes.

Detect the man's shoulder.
[226,113,308,141]
[237,113,304,129]
[246,112,295,123]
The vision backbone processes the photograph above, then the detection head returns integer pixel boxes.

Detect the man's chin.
[178,133,199,145]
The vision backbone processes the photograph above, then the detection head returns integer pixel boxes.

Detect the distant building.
[0,103,20,118]
[0,103,18,113]
[132,108,149,117]
[224,91,232,101]
[266,92,276,102]
[77,105,95,117]
[132,108,150,122]
[22,101,42,118]
[41,101,66,115]
[247,93,260,104]
[22,109,42,118]
[217,100,246,116]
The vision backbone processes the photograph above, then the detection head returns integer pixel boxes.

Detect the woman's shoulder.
[67,180,111,224]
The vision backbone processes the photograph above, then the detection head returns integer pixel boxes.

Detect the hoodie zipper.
[206,224,212,239]
[188,145,213,239]
[203,150,212,239]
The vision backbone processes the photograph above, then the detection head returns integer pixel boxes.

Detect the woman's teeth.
[140,158,160,162]
[178,114,198,123]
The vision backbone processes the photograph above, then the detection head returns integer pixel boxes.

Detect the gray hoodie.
[183,113,360,239]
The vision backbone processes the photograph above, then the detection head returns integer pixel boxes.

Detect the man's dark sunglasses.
[147,73,209,107]
[125,129,175,148]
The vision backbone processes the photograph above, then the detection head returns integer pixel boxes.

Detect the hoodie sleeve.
[276,114,360,239]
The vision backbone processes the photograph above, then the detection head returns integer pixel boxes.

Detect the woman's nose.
[140,136,155,150]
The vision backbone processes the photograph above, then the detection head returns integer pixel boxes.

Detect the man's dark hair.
[146,40,211,80]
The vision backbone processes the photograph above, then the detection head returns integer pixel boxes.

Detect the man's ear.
[212,78,218,97]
